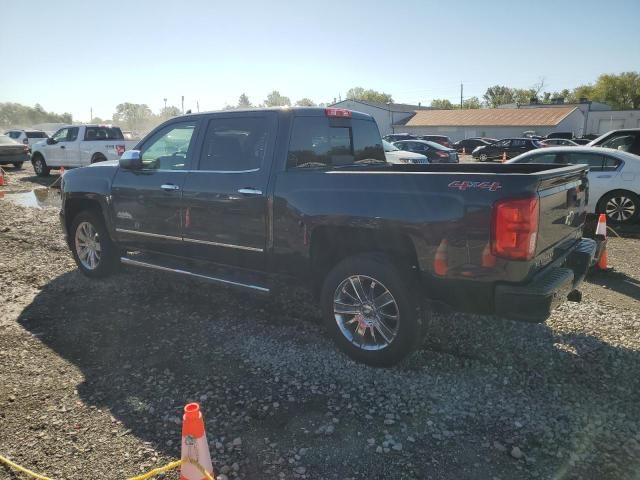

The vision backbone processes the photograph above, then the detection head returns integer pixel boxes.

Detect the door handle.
[238,188,262,195]
[160,184,180,191]
[60,145,65,149]
[596,175,612,178]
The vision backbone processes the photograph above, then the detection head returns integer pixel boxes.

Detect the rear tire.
[479,153,488,162]
[597,190,640,225]
[320,253,425,367]
[32,154,50,177]
[12,162,24,169]
[70,211,119,278]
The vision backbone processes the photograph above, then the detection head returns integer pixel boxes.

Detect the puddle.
[0,188,62,209]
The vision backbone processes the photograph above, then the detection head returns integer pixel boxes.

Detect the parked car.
[472,138,542,161]
[417,135,451,148]
[572,138,591,145]
[540,139,578,147]
[30,124,138,177]
[452,138,492,153]
[393,139,459,163]
[0,135,30,169]
[60,107,596,366]
[383,140,428,164]
[587,128,640,156]
[546,131,573,140]
[382,133,417,142]
[507,146,640,224]
[3,129,49,151]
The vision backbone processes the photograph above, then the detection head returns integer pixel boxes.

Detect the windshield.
[383,140,399,152]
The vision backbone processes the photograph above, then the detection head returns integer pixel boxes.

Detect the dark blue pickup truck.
[60,107,596,366]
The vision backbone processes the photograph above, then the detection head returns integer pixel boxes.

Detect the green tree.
[112,103,154,131]
[0,102,73,128]
[295,98,316,107]
[264,91,291,107]
[430,99,454,109]
[345,87,393,103]
[462,96,482,109]
[237,93,252,108]
[594,72,640,109]
[483,85,515,108]
[161,106,181,118]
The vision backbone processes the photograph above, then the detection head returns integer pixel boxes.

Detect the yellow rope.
[0,454,53,480]
[126,459,183,480]
[0,455,215,480]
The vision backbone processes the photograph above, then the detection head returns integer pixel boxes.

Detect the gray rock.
[510,446,524,459]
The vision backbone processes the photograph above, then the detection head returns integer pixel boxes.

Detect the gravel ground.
[1,165,640,480]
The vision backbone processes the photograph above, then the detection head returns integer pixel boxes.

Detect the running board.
[120,257,270,293]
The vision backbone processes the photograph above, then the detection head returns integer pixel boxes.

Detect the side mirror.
[46,138,56,145]
[119,150,142,169]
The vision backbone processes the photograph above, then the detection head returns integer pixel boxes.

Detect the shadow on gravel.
[15,267,640,479]
[586,268,640,302]
[18,173,62,189]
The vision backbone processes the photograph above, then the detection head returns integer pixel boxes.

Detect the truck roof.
[178,106,374,121]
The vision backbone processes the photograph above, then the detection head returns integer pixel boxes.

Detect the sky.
[1,0,639,122]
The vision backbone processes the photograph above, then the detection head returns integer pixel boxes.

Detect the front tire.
[70,211,119,278]
[32,154,50,177]
[320,253,424,367]
[479,153,488,162]
[598,191,640,224]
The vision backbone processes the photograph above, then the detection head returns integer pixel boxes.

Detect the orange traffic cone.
[595,213,608,269]
[462,147,466,155]
[481,243,496,268]
[180,403,214,480]
[60,166,65,176]
[0,167,5,186]
[501,151,507,163]
[434,239,448,276]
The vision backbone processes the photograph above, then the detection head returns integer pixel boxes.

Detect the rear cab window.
[84,126,124,141]
[26,131,47,138]
[287,115,385,169]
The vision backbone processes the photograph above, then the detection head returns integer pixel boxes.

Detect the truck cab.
[31,124,136,176]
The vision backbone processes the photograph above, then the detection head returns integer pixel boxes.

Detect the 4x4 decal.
[448,180,502,192]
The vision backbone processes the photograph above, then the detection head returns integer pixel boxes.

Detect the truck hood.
[88,159,120,168]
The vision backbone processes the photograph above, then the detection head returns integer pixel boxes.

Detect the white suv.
[4,129,49,151]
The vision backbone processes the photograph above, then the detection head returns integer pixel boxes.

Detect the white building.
[329,99,429,136]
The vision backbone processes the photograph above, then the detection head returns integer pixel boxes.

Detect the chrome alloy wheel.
[605,195,636,222]
[333,275,400,351]
[75,221,102,270]
[33,157,44,174]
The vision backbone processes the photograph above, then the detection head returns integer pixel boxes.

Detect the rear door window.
[521,152,558,163]
[602,156,622,171]
[67,127,79,141]
[287,117,384,169]
[566,152,604,171]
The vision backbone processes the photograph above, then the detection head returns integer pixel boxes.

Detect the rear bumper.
[494,238,596,322]
[0,153,29,164]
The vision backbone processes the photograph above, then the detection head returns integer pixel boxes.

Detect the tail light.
[436,151,449,158]
[116,144,125,156]
[325,108,352,118]
[491,196,539,260]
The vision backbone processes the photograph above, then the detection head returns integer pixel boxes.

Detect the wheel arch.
[64,196,112,244]
[309,225,421,296]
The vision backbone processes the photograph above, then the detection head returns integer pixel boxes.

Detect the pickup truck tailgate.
[535,167,588,257]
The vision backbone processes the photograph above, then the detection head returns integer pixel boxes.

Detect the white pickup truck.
[31,124,137,176]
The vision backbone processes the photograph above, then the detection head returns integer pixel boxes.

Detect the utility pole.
[197,100,200,113]
[90,107,93,122]
[181,96,185,114]
[163,98,167,112]
[460,82,463,110]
